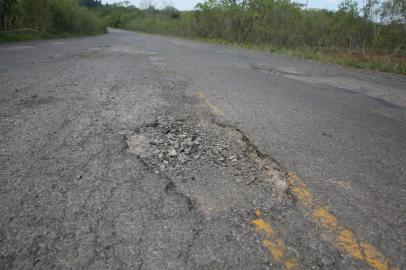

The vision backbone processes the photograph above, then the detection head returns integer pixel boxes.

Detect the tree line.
[96,0,404,73]
[0,0,105,35]
[1,0,404,52]
[104,0,405,52]
[1,0,404,72]
[192,0,405,51]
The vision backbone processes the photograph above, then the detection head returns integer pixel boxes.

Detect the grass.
[0,29,105,44]
[285,47,406,75]
[190,37,406,75]
[3,25,404,75]
[122,24,405,75]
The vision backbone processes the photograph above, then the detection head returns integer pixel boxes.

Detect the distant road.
[1,28,405,269]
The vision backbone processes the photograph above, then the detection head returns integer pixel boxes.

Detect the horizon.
[102,0,352,11]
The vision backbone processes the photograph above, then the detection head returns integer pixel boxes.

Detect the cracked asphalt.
[1,29,405,269]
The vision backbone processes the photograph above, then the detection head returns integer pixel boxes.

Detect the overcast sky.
[103,0,349,10]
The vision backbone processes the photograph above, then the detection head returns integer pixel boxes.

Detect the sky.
[103,0,349,11]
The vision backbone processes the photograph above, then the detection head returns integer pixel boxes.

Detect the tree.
[140,0,156,9]
[79,0,102,8]
[339,0,359,15]
[0,0,17,29]
[381,0,406,24]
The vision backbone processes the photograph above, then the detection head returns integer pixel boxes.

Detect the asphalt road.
[1,29,405,269]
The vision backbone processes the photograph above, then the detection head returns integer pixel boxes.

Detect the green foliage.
[79,0,102,8]
[98,0,404,74]
[2,0,403,73]
[0,0,18,29]
[0,0,106,38]
[101,0,405,53]
[95,4,143,28]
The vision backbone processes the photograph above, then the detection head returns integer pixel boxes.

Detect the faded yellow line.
[196,89,399,269]
[287,172,399,270]
[360,241,399,270]
[288,172,313,206]
[251,214,303,269]
[197,90,298,267]
[255,209,262,217]
[195,91,226,117]
[313,207,338,230]
[284,256,299,270]
[337,229,364,260]
[251,219,273,237]
[262,239,285,263]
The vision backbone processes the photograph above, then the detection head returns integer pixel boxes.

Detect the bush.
[0,0,106,35]
[97,0,405,74]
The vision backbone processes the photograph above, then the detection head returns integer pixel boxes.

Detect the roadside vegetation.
[100,0,405,74]
[0,0,106,42]
[0,0,404,74]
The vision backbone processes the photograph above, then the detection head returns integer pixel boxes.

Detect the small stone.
[229,155,237,162]
[193,154,200,160]
[163,160,169,165]
[178,154,189,164]
[178,134,187,139]
[189,147,197,154]
[158,153,163,159]
[185,138,193,146]
[168,149,177,157]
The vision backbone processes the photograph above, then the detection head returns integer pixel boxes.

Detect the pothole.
[127,115,289,200]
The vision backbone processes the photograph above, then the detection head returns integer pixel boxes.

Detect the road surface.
[1,29,405,269]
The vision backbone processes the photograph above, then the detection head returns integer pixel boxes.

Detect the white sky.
[103,0,200,10]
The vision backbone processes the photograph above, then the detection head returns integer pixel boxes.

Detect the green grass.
[189,37,406,75]
[0,30,105,44]
[122,23,405,75]
[0,31,43,43]
[283,47,406,75]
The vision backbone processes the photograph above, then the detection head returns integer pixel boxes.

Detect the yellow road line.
[337,229,364,260]
[284,257,299,270]
[251,219,273,237]
[288,172,399,270]
[255,209,262,217]
[251,215,302,269]
[288,173,313,206]
[196,90,399,270]
[262,239,285,263]
[195,91,226,117]
[312,207,338,230]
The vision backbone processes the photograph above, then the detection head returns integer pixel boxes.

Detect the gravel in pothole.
[127,116,287,195]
